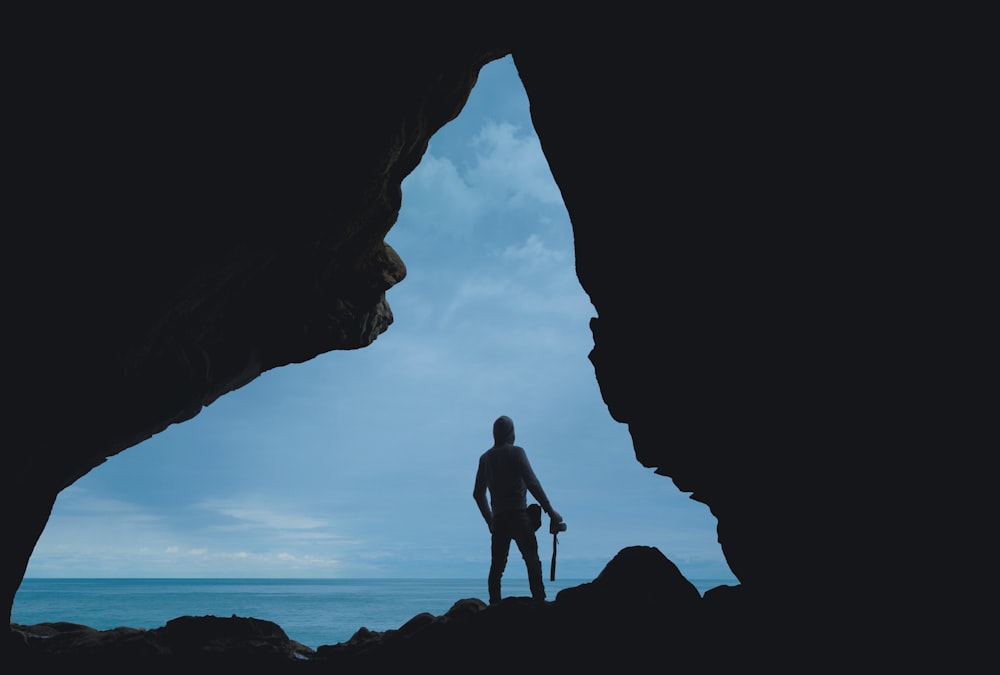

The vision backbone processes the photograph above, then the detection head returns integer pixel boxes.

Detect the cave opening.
[13,55,734,647]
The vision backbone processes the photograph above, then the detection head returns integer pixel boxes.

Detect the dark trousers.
[489,508,545,603]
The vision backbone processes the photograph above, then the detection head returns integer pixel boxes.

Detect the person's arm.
[473,455,493,532]
[518,447,561,522]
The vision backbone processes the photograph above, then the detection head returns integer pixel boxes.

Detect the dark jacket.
[474,416,553,526]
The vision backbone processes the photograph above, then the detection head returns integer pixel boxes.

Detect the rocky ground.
[6,547,761,673]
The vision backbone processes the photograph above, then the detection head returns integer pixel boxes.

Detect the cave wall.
[513,18,980,654]
[5,12,511,626]
[6,8,973,659]
[512,23,875,599]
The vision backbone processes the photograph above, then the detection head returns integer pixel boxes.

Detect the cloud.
[401,151,487,235]
[50,485,161,521]
[467,122,564,208]
[500,233,569,267]
[25,486,366,577]
[199,500,330,532]
[437,233,589,328]
[398,121,563,240]
[30,487,168,552]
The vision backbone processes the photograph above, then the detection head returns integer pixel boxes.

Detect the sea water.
[11,577,738,650]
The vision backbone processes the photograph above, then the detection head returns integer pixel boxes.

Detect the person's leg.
[489,514,514,604]
[511,511,545,601]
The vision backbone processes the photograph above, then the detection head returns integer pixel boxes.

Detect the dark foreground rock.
[7,547,762,673]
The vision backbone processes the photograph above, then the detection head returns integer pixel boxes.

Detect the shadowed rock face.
[5,8,970,671]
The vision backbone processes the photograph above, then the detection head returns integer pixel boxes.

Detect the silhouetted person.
[474,415,563,603]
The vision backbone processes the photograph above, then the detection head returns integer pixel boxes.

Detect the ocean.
[12,577,737,650]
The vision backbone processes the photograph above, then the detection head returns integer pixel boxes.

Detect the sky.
[25,56,736,584]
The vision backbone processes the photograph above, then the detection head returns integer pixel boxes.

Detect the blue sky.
[25,56,736,584]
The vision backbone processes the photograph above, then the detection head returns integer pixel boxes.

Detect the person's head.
[493,415,515,445]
